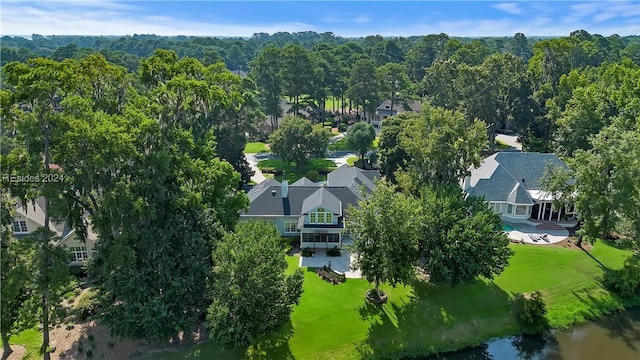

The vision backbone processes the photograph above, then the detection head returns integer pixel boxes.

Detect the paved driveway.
[245,152,271,183]
[496,134,522,151]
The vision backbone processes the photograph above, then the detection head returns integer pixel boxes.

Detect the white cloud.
[493,3,524,15]
[322,14,370,24]
[0,1,314,36]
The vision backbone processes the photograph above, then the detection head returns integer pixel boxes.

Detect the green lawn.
[258,158,337,183]
[346,157,358,166]
[495,139,512,150]
[328,138,350,151]
[10,328,41,359]
[244,142,269,153]
[148,240,639,360]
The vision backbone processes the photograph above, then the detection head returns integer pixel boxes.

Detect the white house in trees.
[462,152,576,225]
[12,197,98,265]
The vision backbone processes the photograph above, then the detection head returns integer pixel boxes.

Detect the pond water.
[428,307,640,360]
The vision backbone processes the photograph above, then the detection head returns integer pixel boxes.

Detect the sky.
[1,1,639,38]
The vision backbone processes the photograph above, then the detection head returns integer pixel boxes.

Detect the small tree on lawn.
[345,121,376,165]
[206,221,304,347]
[346,181,420,300]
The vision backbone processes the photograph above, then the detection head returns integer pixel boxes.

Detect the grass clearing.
[244,142,269,153]
[346,157,358,166]
[495,139,512,150]
[149,240,638,360]
[10,328,41,359]
[258,158,337,183]
[328,138,350,151]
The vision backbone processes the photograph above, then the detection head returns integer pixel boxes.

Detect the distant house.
[372,100,421,129]
[12,197,98,265]
[242,165,380,250]
[462,152,576,224]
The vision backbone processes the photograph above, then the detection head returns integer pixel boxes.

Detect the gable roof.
[301,187,342,215]
[245,186,361,217]
[291,177,321,187]
[376,100,422,113]
[15,197,67,237]
[466,152,570,205]
[327,164,379,195]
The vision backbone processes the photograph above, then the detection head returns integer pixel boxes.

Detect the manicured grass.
[244,142,269,153]
[346,156,358,166]
[495,139,512,150]
[325,97,345,112]
[258,158,337,183]
[149,240,638,360]
[10,328,41,359]
[328,138,350,151]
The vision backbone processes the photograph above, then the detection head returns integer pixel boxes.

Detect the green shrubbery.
[603,259,640,298]
[301,248,314,257]
[338,123,347,132]
[306,170,319,181]
[327,246,341,257]
[75,290,100,321]
[515,291,549,334]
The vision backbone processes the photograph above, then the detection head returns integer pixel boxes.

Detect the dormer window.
[309,208,333,224]
[12,220,27,233]
[384,105,390,109]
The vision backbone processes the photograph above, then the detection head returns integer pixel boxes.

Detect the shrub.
[307,170,319,182]
[327,246,341,257]
[514,291,549,334]
[338,123,347,132]
[78,342,84,353]
[369,151,378,165]
[603,260,640,298]
[301,248,314,257]
[75,290,100,321]
[86,349,93,357]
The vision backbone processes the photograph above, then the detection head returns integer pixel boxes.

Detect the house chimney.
[281,180,289,198]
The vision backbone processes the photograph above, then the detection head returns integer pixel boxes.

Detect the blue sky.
[1,1,638,37]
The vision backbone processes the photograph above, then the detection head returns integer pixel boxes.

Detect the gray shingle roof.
[466,152,569,204]
[327,164,378,195]
[245,186,361,217]
[301,187,342,215]
[247,178,281,202]
[291,177,321,186]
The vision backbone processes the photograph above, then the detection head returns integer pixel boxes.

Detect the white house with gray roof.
[12,197,99,265]
[242,164,380,250]
[463,152,576,224]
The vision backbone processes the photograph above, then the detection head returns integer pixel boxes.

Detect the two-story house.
[12,197,98,265]
[242,165,379,250]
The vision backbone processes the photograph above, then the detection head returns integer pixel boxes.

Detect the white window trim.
[284,219,298,233]
[309,208,333,225]
[70,246,88,262]
[12,220,28,233]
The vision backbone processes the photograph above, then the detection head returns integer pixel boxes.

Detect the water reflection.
[426,307,640,360]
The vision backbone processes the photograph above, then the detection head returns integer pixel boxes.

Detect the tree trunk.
[41,121,52,360]
[577,233,583,248]
[2,333,13,360]
[375,279,380,298]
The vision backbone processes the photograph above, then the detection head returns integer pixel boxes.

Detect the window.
[309,208,333,225]
[69,246,88,262]
[490,203,501,214]
[284,219,298,233]
[302,233,314,243]
[328,234,340,243]
[507,204,514,214]
[515,205,528,216]
[12,220,28,233]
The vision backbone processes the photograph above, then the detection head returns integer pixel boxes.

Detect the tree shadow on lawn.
[242,320,295,360]
[355,278,517,360]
